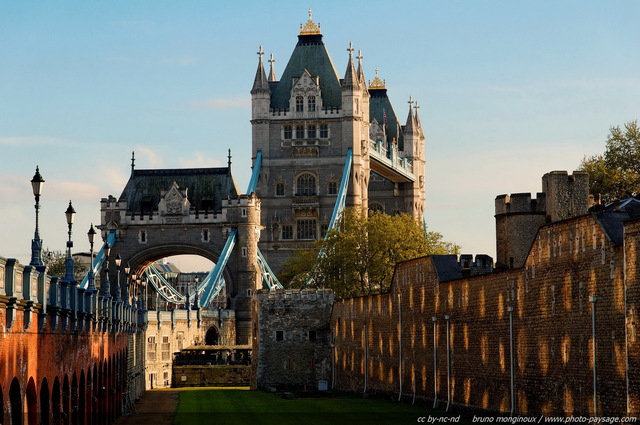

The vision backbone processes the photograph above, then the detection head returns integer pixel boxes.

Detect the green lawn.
[173,388,470,425]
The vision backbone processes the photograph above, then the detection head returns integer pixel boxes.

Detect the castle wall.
[332,213,635,416]
[252,289,334,390]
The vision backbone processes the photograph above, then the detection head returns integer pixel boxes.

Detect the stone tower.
[251,12,426,274]
[495,170,591,269]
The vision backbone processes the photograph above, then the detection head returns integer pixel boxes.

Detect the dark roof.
[270,34,342,110]
[431,255,463,282]
[369,87,404,149]
[592,198,640,246]
[119,167,239,214]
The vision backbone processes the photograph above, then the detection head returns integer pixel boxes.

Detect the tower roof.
[342,42,359,90]
[119,167,239,214]
[270,15,342,109]
[369,70,403,149]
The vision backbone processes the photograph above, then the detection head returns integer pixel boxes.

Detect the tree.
[43,249,88,281]
[580,120,640,203]
[279,208,460,298]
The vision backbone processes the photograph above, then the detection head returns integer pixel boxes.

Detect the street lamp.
[63,201,76,282]
[101,243,111,298]
[87,224,97,292]
[193,276,200,309]
[30,166,45,266]
[123,263,131,306]
[114,254,122,302]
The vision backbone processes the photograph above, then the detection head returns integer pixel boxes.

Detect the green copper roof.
[119,167,239,214]
[270,34,342,110]
[369,87,404,150]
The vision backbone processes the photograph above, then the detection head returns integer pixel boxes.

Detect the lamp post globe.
[30,166,45,266]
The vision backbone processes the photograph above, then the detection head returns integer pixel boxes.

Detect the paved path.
[114,390,180,425]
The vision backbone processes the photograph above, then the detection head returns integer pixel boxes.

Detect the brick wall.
[332,212,637,417]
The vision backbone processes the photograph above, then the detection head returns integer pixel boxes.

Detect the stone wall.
[172,365,251,387]
[331,212,637,417]
[253,289,334,390]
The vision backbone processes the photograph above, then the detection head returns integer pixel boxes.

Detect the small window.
[241,208,247,217]
[308,124,317,139]
[276,330,284,341]
[319,124,329,138]
[139,230,147,244]
[275,182,285,197]
[247,289,253,297]
[283,125,292,139]
[328,181,338,195]
[295,96,304,112]
[308,96,316,112]
[295,125,305,138]
[281,225,293,240]
[309,330,317,342]
[202,229,210,243]
[241,247,248,257]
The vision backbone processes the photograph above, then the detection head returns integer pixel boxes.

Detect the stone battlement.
[257,288,333,302]
[495,192,546,216]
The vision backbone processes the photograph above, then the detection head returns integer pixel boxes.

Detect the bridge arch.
[40,378,49,425]
[205,326,220,346]
[51,377,60,425]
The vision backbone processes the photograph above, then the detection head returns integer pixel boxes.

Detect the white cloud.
[189,97,250,110]
[0,136,81,148]
[134,146,164,168]
[178,152,223,168]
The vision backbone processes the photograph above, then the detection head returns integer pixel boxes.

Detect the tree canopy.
[580,120,640,203]
[278,208,460,299]
[44,249,88,281]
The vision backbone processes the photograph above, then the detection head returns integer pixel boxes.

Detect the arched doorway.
[40,378,50,425]
[52,377,61,425]
[205,327,220,346]
[62,375,70,425]
[9,378,22,425]
[26,377,37,425]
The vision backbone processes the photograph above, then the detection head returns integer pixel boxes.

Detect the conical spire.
[342,42,358,90]
[414,100,424,137]
[251,45,270,94]
[405,96,418,134]
[356,50,366,87]
[268,53,277,82]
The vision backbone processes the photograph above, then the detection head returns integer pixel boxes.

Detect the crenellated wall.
[332,212,638,417]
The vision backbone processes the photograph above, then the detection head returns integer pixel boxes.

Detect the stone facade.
[251,15,426,274]
[143,308,236,389]
[252,289,334,390]
[331,190,640,417]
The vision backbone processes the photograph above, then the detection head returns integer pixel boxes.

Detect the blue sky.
[1,1,639,270]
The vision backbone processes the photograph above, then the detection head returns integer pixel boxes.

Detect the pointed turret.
[342,42,359,90]
[356,50,366,87]
[404,96,418,135]
[268,53,277,82]
[251,45,270,94]
[414,100,424,138]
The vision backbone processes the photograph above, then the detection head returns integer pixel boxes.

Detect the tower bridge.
[0,12,426,423]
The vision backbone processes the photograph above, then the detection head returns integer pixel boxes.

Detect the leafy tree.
[43,249,88,281]
[279,208,460,298]
[580,120,640,202]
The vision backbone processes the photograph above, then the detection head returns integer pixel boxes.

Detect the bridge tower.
[251,12,426,273]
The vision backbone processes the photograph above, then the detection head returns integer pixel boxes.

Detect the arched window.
[296,173,316,196]
[295,96,304,112]
[307,96,316,112]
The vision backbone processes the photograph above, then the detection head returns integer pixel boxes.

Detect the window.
[319,124,329,138]
[177,331,185,351]
[295,125,305,138]
[281,225,293,240]
[308,96,316,112]
[202,229,210,243]
[275,182,285,196]
[161,336,170,361]
[241,247,248,257]
[276,330,284,341]
[309,330,317,342]
[139,230,147,244]
[328,181,338,195]
[295,96,304,112]
[297,219,317,240]
[283,125,292,139]
[307,124,316,138]
[296,173,316,196]
[147,336,157,361]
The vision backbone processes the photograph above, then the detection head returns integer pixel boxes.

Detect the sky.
[1,1,639,272]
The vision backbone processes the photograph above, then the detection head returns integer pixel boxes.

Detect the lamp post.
[30,166,45,266]
[63,201,76,282]
[87,224,97,292]
[114,254,122,302]
[123,263,130,306]
[193,276,200,310]
[101,243,111,298]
